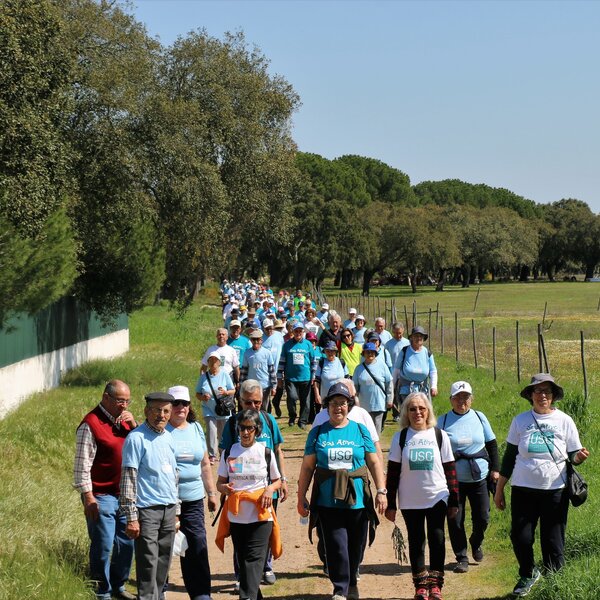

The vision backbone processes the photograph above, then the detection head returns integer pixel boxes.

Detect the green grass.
[1,283,599,599]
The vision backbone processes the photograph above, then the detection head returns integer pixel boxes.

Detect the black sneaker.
[453,561,469,573]
[512,568,541,597]
[472,546,484,562]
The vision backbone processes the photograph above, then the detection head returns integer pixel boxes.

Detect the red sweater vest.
[80,406,133,496]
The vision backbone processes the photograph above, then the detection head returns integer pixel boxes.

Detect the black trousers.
[285,380,311,426]
[261,387,272,413]
[230,521,273,600]
[271,385,284,415]
[511,486,569,577]
[179,499,211,600]
[447,478,489,563]
[319,507,367,597]
[402,500,447,575]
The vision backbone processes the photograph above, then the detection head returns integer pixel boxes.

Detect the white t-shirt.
[312,405,380,443]
[507,408,582,490]
[201,344,240,375]
[388,427,454,510]
[217,442,280,523]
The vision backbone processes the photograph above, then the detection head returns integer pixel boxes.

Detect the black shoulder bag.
[531,411,587,507]
[205,372,236,417]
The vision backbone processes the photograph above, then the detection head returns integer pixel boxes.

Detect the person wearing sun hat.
[494,373,590,598]
[352,314,367,344]
[352,341,393,434]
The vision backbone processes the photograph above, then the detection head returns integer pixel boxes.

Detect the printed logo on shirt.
[409,448,434,470]
[293,352,305,365]
[528,431,555,453]
[327,447,353,470]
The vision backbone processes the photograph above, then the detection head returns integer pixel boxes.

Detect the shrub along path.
[164,421,505,600]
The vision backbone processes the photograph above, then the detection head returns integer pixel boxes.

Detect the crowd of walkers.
[73,280,590,600]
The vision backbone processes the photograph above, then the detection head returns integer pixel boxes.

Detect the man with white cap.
[316,302,330,325]
[277,321,317,429]
[227,319,252,367]
[201,328,240,385]
[344,307,357,330]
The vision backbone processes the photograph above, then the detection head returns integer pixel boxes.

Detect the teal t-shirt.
[305,420,375,509]
[280,338,315,382]
[166,421,207,502]
[227,335,252,366]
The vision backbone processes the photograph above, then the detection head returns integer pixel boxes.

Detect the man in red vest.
[74,380,137,600]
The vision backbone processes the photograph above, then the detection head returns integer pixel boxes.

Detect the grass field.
[0,281,598,599]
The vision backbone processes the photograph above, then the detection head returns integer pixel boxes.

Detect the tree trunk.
[547,265,555,282]
[519,265,530,282]
[435,268,446,292]
[362,269,373,296]
[340,268,352,290]
[410,268,418,293]
[461,264,471,288]
[334,271,341,287]
[585,262,597,280]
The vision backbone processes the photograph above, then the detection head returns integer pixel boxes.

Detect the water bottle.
[299,502,309,525]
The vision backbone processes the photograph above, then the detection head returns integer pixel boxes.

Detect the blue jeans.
[86,493,134,599]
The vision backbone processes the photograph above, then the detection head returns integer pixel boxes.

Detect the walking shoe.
[331,595,347,600]
[429,585,443,600]
[453,561,469,573]
[414,587,429,600]
[472,546,484,562]
[275,406,282,418]
[512,569,541,597]
[234,581,240,593]
[348,584,359,600]
[355,567,360,581]
[262,570,276,585]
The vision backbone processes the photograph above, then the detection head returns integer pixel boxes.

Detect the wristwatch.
[281,477,288,482]
[376,488,388,495]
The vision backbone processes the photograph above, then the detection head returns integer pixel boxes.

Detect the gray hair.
[240,379,262,398]
[398,392,437,429]
[392,322,405,331]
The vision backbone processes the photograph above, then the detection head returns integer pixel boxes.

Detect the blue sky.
[132,0,600,212]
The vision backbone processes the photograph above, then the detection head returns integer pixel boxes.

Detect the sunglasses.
[238,425,256,432]
[172,400,190,407]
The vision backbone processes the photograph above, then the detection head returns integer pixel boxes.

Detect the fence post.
[537,324,543,372]
[428,309,432,352]
[540,332,550,373]
[493,326,497,381]
[473,287,481,311]
[542,301,548,329]
[377,296,381,318]
[454,312,459,363]
[516,320,521,383]
[392,299,397,324]
[472,319,478,368]
[441,316,444,355]
[435,302,439,330]
[412,301,417,328]
[581,331,588,402]
[404,305,409,330]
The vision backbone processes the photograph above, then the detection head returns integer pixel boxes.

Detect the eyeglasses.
[342,334,352,338]
[242,400,262,407]
[108,394,131,405]
[172,400,190,407]
[329,400,348,408]
[532,388,553,396]
[409,406,427,413]
[238,425,256,432]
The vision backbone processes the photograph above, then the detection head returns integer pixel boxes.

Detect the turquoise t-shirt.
[166,421,207,502]
[121,422,178,508]
[305,420,375,509]
[280,338,315,382]
[227,335,252,366]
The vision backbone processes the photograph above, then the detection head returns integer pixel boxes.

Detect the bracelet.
[207,492,219,497]
[281,477,288,483]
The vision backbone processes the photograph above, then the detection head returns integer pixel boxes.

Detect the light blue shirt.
[242,347,275,389]
[353,358,393,412]
[195,370,235,419]
[166,421,207,501]
[121,422,178,508]
[263,330,285,368]
[385,337,410,366]
[316,356,349,398]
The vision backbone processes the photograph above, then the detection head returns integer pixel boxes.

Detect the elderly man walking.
[74,380,137,600]
[120,392,178,600]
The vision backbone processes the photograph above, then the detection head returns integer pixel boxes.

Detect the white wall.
[0,329,129,419]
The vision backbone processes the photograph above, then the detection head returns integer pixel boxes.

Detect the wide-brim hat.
[409,325,428,341]
[520,373,564,401]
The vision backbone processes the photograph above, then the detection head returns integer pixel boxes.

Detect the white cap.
[356,314,365,321]
[262,318,274,328]
[208,351,222,361]
[322,303,329,310]
[450,381,473,397]
[167,385,190,401]
[349,307,357,314]
[229,319,241,328]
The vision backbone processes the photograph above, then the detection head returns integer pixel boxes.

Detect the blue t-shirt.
[395,346,437,395]
[353,359,392,412]
[121,422,178,508]
[279,338,315,382]
[242,347,275,389]
[195,370,235,419]
[305,420,375,509]
[227,335,252,366]
[316,357,349,397]
[385,337,410,367]
[440,409,496,483]
[263,331,285,368]
[353,327,366,344]
[166,421,207,502]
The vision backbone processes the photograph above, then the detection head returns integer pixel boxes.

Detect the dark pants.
[402,500,447,575]
[319,507,367,597]
[179,499,211,600]
[511,486,569,577]
[136,504,176,600]
[261,387,272,413]
[447,479,490,563]
[230,521,273,600]
[271,385,284,416]
[285,380,311,426]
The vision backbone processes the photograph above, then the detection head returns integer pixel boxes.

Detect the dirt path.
[165,421,499,600]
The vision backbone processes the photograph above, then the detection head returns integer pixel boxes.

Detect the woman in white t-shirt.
[216,410,282,600]
[384,392,459,600]
[494,374,589,598]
